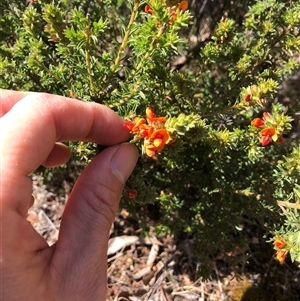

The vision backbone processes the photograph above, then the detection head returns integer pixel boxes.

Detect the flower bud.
[146,106,156,119]
[145,5,153,14]
[245,94,251,102]
[263,112,273,123]
[251,118,264,128]
[274,237,285,249]
[127,190,137,199]
[276,249,287,263]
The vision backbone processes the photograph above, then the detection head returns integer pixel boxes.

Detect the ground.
[28,174,300,301]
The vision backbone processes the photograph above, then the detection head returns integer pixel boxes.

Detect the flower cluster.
[145,1,188,25]
[273,237,287,264]
[124,106,174,157]
[251,112,283,146]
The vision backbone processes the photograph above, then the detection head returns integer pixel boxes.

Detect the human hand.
[0,89,139,300]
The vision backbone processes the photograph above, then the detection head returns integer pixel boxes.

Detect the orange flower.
[274,237,285,249]
[168,10,177,24]
[251,112,284,147]
[261,134,272,146]
[146,106,155,119]
[132,117,146,132]
[144,144,157,157]
[251,118,264,128]
[124,106,174,157]
[178,0,188,11]
[260,127,276,137]
[260,127,279,146]
[149,116,168,123]
[276,249,287,264]
[144,129,173,157]
[168,1,188,24]
[139,124,154,138]
[150,128,172,148]
[146,106,167,124]
[123,120,135,131]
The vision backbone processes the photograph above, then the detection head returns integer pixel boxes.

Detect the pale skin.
[0,89,139,300]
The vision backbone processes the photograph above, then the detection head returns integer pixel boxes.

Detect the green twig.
[34,59,70,89]
[85,23,96,95]
[111,0,140,73]
[109,23,167,109]
[131,22,166,78]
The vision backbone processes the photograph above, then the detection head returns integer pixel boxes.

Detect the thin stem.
[277,200,300,210]
[109,23,167,109]
[34,59,69,89]
[131,23,166,78]
[111,0,140,73]
[85,24,96,95]
[235,190,300,210]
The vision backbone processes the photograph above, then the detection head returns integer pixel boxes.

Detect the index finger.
[0,89,31,117]
[0,92,129,176]
[0,92,130,216]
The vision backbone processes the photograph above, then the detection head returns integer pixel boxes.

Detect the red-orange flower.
[251,118,264,128]
[260,127,279,146]
[123,120,135,131]
[168,1,188,24]
[178,0,188,11]
[276,249,287,264]
[144,129,172,157]
[145,4,153,14]
[144,144,157,157]
[139,123,154,138]
[260,127,276,136]
[251,112,284,146]
[146,106,155,119]
[150,116,167,124]
[168,10,177,24]
[261,134,272,146]
[146,106,167,124]
[150,128,172,149]
[131,117,146,132]
[124,106,174,157]
[123,118,147,133]
[274,237,285,249]
[127,190,137,199]
[145,1,188,25]
[169,1,189,25]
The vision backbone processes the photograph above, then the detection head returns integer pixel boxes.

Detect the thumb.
[50,143,138,297]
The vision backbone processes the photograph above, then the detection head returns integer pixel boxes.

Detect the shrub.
[1,0,300,277]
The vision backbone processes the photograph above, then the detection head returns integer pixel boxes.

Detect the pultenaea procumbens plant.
[1,0,300,276]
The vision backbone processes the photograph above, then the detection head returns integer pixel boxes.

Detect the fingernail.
[110,143,139,185]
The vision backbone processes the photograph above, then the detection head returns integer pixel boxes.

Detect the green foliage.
[1,0,300,276]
